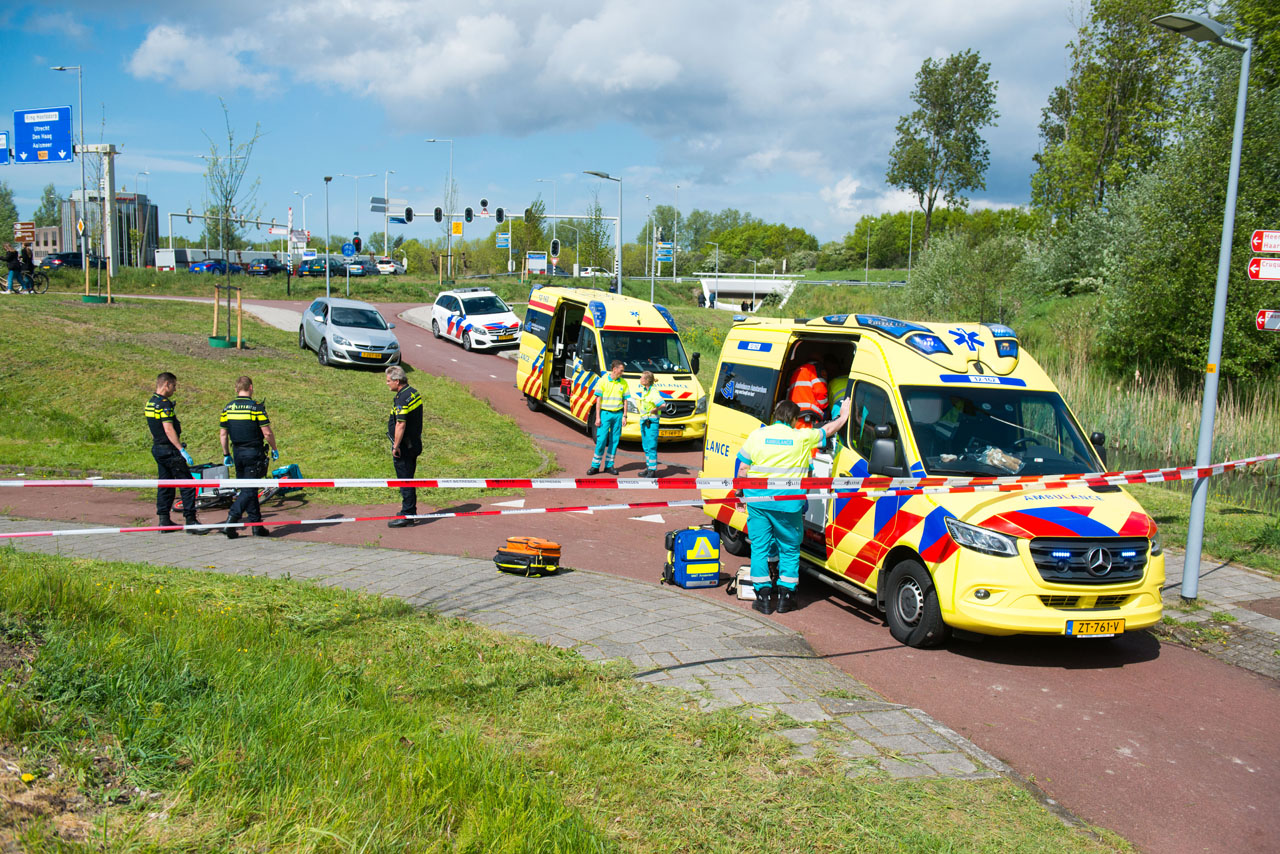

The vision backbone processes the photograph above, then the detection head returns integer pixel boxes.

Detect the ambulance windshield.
[901,386,1098,476]
[600,331,691,374]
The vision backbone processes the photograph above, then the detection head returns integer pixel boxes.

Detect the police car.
[430,287,521,350]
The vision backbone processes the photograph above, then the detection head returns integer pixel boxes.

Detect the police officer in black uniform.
[218,375,278,539]
[145,371,206,534]
[385,365,423,528]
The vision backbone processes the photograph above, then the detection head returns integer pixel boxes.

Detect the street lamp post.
[644,194,651,279]
[338,172,375,252]
[51,65,87,289]
[706,241,720,307]
[292,191,312,233]
[383,169,395,257]
[584,171,622,293]
[324,176,332,299]
[750,258,758,309]
[536,178,556,241]
[1152,12,1253,602]
[427,139,454,276]
[134,170,149,267]
[674,183,679,279]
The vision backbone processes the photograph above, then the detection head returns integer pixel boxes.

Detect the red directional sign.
[1259,310,1280,331]
[1251,230,1280,253]
[1247,258,1280,281]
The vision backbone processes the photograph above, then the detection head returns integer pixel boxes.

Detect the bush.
[904,230,1045,323]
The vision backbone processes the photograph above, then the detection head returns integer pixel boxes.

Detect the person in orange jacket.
[787,359,829,426]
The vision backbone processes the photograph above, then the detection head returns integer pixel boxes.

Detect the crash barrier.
[2,452,1277,494]
[0,453,1275,540]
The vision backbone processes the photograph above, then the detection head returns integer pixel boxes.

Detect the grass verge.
[0,552,1128,852]
[0,294,549,507]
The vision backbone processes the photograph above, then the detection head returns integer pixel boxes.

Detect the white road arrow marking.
[492,499,525,508]
[630,514,666,523]
[570,509,594,515]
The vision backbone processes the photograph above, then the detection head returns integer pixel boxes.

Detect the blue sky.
[0,1,1079,246]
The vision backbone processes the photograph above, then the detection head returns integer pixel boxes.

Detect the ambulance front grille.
[1029,538,1149,585]
[1038,594,1132,610]
[661,401,696,418]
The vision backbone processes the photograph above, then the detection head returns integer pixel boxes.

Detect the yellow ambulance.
[702,313,1164,647]
[516,286,708,442]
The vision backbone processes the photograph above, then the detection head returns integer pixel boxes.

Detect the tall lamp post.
[51,65,87,289]
[383,169,395,257]
[706,240,720,307]
[674,183,679,279]
[536,178,556,241]
[1152,12,1253,602]
[292,191,312,233]
[337,172,375,252]
[427,138,454,276]
[584,170,622,293]
[134,170,149,267]
[323,176,333,299]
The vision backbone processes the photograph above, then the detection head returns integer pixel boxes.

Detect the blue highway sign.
[0,132,8,165]
[496,232,510,249]
[12,106,73,164]
[341,242,356,257]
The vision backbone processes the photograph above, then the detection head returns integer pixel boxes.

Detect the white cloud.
[127,24,274,93]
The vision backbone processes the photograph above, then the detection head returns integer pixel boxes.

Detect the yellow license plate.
[359,352,381,359]
[499,334,514,341]
[659,429,683,438]
[1066,618,1124,637]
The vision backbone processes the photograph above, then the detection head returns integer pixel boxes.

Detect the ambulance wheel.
[884,559,949,648]
[716,520,750,557]
[525,394,541,412]
[462,331,474,351]
[431,320,441,339]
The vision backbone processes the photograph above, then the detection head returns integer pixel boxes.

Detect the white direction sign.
[1258,309,1280,331]
[1250,230,1280,254]
[1247,258,1280,281]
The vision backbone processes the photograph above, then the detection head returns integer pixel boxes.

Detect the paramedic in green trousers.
[634,369,663,477]
[587,359,628,475]
[733,398,849,614]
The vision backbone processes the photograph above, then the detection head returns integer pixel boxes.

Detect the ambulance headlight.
[1150,529,1163,556]
[944,517,1018,558]
[695,395,708,414]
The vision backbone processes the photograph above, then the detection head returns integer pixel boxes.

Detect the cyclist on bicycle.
[2,244,17,294]
[18,245,35,293]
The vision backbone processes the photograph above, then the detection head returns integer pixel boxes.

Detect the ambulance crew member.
[385,365,423,528]
[218,376,278,539]
[733,398,849,615]
[787,359,829,426]
[144,371,206,534]
[634,370,663,478]
[587,359,628,476]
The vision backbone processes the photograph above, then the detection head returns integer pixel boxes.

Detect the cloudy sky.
[0,1,1079,245]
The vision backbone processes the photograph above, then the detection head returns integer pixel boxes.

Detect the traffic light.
[480,198,489,209]
[434,207,443,223]
[550,238,560,257]
[525,208,533,221]
[186,208,193,224]
[353,235,362,253]
[403,207,414,223]
[495,207,505,224]
[464,207,474,223]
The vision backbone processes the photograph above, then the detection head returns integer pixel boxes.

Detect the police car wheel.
[298,326,307,350]
[318,340,330,367]
[525,394,541,412]
[462,331,473,351]
[716,520,750,557]
[884,559,949,648]
[431,319,441,339]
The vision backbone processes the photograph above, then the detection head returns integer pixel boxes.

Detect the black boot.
[184,516,208,535]
[157,515,177,533]
[776,588,797,614]
[752,586,775,615]
[223,519,239,539]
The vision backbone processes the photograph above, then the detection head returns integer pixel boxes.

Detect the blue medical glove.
[180,448,195,466]
[223,454,233,467]
[271,449,279,461]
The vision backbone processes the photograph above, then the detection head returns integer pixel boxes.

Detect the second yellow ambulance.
[702,313,1165,647]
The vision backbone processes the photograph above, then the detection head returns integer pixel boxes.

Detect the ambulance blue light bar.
[654,304,678,331]
[907,333,951,355]
[983,323,1018,339]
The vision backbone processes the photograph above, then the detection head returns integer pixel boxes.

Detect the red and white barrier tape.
[0,452,1275,493]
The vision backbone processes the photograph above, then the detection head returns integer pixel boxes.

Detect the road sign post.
[12,106,74,164]
[1257,309,1280,331]
[1250,230,1280,254]
[13,222,35,243]
[1247,258,1280,281]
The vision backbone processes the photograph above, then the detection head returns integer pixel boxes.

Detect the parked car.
[297,258,345,278]
[579,266,609,277]
[430,287,521,351]
[248,258,288,276]
[549,266,572,278]
[189,258,243,274]
[299,297,401,367]
[344,259,379,277]
[39,252,106,271]
[376,256,405,275]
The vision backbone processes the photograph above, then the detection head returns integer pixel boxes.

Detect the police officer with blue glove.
[218,375,278,539]
[145,371,206,534]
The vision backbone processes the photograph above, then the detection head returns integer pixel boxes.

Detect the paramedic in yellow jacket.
[588,359,628,475]
[633,370,663,478]
[733,398,849,614]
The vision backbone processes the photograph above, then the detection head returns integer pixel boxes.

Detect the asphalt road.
[6,294,1277,854]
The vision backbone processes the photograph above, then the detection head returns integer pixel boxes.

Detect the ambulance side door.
[518,299,554,399]
[828,379,907,587]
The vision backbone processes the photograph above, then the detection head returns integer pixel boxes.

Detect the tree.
[511,197,545,265]
[1030,0,1189,220]
[0,182,17,243]
[885,50,999,246]
[583,189,610,268]
[32,184,60,228]
[201,100,262,259]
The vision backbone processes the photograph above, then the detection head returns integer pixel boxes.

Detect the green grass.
[1126,485,1280,577]
[0,295,549,506]
[799,267,910,283]
[0,552,1129,853]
